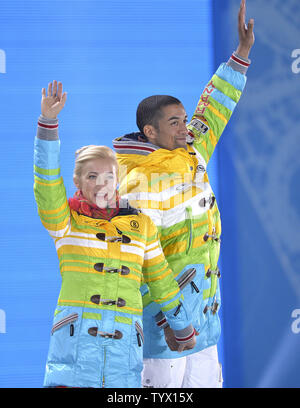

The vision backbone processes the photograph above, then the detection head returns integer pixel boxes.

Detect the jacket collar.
[113,132,160,156]
[71,198,139,226]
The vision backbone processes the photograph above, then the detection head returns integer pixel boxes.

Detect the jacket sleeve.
[33,115,71,239]
[141,216,195,344]
[187,52,250,164]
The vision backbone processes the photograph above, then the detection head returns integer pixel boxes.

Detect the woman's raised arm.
[34,80,70,239]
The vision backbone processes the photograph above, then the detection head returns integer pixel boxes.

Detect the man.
[113,0,254,388]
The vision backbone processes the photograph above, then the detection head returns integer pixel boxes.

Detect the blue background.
[1,0,300,388]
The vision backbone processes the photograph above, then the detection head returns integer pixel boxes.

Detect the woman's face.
[74,158,118,208]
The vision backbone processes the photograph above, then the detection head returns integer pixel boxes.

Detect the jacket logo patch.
[130,220,139,229]
[190,118,209,135]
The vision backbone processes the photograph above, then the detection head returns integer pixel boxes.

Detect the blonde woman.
[34,80,195,388]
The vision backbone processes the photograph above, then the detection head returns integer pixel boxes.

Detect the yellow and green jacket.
[34,116,193,388]
[113,54,249,358]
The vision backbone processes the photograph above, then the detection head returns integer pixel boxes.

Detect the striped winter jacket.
[33,116,193,388]
[113,54,249,359]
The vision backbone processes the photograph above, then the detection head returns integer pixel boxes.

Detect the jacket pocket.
[48,311,80,364]
[51,313,79,335]
[135,321,144,347]
[177,267,196,290]
[129,320,144,373]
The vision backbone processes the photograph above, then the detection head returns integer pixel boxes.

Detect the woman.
[34,80,195,388]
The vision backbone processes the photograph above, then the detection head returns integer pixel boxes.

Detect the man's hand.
[164,326,198,352]
[236,0,255,59]
[41,80,67,119]
[164,326,179,351]
[177,334,196,353]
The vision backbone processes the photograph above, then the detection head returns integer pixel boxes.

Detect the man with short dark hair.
[136,96,188,151]
[113,0,254,388]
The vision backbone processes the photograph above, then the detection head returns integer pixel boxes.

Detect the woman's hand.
[236,0,255,59]
[41,80,67,119]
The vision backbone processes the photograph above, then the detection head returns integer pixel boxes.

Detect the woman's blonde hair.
[73,145,118,181]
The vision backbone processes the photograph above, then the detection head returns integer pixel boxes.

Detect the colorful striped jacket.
[113,53,249,358]
[34,117,193,388]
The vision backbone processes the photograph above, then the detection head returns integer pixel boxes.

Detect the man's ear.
[143,124,157,143]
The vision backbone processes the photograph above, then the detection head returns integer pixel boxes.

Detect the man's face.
[149,103,188,150]
[74,158,118,208]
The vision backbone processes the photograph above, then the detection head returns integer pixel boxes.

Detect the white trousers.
[142,345,223,388]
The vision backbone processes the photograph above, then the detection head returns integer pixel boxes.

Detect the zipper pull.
[191,281,199,293]
[174,303,182,316]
